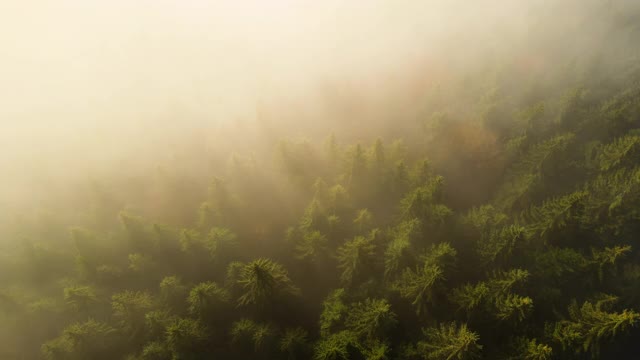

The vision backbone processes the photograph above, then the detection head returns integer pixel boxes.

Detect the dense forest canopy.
[2,0,640,359]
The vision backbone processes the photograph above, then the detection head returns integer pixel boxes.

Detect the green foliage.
[496,133,575,209]
[280,327,310,360]
[488,269,529,296]
[140,341,172,360]
[128,253,156,273]
[400,177,452,225]
[179,229,203,254]
[495,294,533,323]
[523,339,553,360]
[591,245,632,282]
[361,340,391,360]
[384,238,411,280]
[347,143,368,185]
[230,318,257,345]
[42,319,120,360]
[384,219,421,278]
[63,285,97,313]
[345,298,397,340]
[187,282,230,320]
[450,283,490,315]
[532,247,589,283]
[354,209,373,234]
[392,161,411,196]
[319,289,348,337]
[233,258,299,308]
[300,199,327,233]
[9,28,640,359]
[411,159,433,187]
[463,205,508,233]
[395,263,444,315]
[337,236,377,287]
[451,270,532,323]
[230,319,276,353]
[522,191,587,243]
[552,299,640,355]
[206,227,238,261]
[160,276,188,313]
[417,323,482,360]
[507,338,553,360]
[477,225,525,266]
[295,230,328,263]
[314,331,359,360]
[421,242,457,270]
[165,318,208,359]
[145,310,175,339]
[595,134,640,171]
[112,291,154,337]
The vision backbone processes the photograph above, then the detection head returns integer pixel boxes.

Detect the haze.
[3,1,640,359]
[1,0,622,222]
[1,0,617,212]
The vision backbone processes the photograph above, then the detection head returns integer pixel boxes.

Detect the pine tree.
[353,209,373,235]
[165,318,208,359]
[119,212,154,252]
[450,283,489,316]
[187,282,230,321]
[347,144,368,187]
[230,319,277,354]
[417,323,482,360]
[280,327,310,360]
[591,245,631,282]
[295,230,329,263]
[552,298,640,355]
[42,319,120,360]
[319,289,348,337]
[521,191,587,243]
[205,227,238,264]
[488,269,529,296]
[595,134,640,171]
[233,258,299,308]
[495,294,533,323]
[384,221,417,280]
[159,276,188,314]
[336,236,377,287]
[111,291,154,339]
[144,310,175,340]
[345,298,397,340]
[506,338,552,360]
[313,331,359,360]
[400,177,452,226]
[477,225,525,266]
[495,133,575,210]
[421,243,457,270]
[63,286,97,314]
[140,341,171,360]
[395,263,444,315]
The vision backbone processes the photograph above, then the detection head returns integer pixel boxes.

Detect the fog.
[4,1,640,359]
[0,0,637,215]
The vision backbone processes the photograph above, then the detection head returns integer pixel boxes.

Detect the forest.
[2,1,640,359]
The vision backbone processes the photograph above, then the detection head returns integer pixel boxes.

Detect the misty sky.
[0,0,623,212]
[0,1,534,128]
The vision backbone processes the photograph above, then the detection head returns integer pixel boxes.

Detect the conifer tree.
[417,323,482,360]
[233,258,299,308]
[336,236,377,287]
